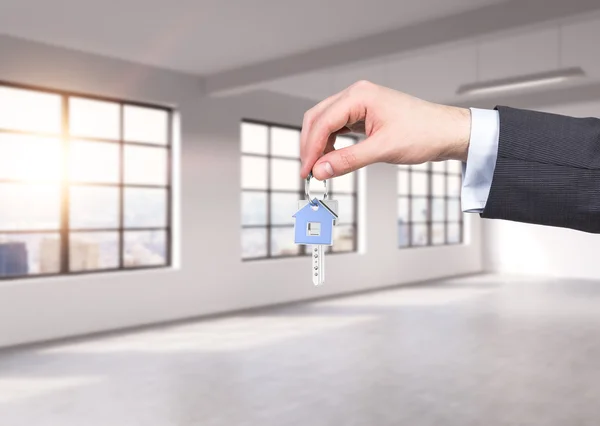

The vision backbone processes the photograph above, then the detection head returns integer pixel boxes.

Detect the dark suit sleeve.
[481,106,600,233]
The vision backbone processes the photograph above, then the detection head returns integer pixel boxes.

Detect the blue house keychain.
[293,173,338,286]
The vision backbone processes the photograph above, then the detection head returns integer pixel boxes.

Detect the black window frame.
[397,162,463,248]
[241,119,358,261]
[0,81,174,280]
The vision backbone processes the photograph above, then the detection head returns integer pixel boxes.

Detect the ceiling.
[258,13,600,107]
[0,0,504,75]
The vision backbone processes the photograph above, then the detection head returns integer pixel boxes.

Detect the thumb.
[311,135,380,179]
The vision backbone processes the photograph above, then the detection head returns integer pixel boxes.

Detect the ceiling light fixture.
[456,67,586,96]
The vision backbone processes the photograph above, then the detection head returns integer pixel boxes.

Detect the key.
[312,245,325,286]
[294,201,335,285]
[293,174,338,285]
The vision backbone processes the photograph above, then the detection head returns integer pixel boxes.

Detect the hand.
[300,80,471,180]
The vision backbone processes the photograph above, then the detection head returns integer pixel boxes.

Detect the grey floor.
[1,275,600,426]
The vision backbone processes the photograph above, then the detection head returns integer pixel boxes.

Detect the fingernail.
[317,162,334,177]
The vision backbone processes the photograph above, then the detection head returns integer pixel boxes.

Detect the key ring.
[305,172,329,206]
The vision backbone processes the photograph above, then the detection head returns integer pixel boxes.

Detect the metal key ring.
[305,172,329,206]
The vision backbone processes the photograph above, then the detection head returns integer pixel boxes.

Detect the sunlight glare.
[0,87,61,134]
[0,184,61,230]
[0,134,62,182]
[69,140,119,183]
[69,97,119,140]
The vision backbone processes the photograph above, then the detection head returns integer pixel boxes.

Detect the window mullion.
[59,96,70,274]
[427,166,432,246]
[445,171,449,244]
[408,168,413,247]
[166,110,173,266]
[266,127,272,258]
[119,104,125,268]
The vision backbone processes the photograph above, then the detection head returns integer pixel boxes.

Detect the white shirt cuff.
[461,108,500,213]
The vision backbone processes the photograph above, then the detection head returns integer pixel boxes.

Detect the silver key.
[312,245,325,286]
[296,173,337,286]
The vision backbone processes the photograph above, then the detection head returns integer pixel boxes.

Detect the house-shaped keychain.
[293,200,338,245]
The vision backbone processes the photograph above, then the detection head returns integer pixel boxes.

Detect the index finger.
[300,91,344,174]
[300,88,368,178]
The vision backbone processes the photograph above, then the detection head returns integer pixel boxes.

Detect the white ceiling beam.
[205,0,600,96]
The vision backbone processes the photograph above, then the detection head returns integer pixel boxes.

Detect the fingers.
[301,82,372,178]
[300,91,345,171]
[311,135,381,180]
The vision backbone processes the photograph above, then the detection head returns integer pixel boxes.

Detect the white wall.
[484,101,600,279]
[0,35,483,348]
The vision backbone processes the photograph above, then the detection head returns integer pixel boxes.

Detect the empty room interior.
[2,0,600,425]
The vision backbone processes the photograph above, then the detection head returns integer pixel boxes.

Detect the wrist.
[436,105,471,162]
[448,106,471,162]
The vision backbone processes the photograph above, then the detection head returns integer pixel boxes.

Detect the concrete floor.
[1,275,600,426]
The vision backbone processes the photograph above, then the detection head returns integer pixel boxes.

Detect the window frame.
[0,80,174,280]
[241,118,358,261]
[397,162,463,248]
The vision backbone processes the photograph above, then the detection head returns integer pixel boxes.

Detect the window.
[241,120,358,260]
[397,161,463,248]
[0,83,172,279]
